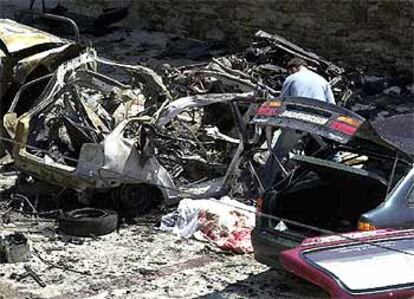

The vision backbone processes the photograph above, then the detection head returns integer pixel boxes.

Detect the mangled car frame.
[4,49,259,215]
[0,18,83,114]
[160,30,357,108]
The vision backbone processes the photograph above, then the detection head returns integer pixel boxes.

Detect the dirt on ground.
[0,216,326,299]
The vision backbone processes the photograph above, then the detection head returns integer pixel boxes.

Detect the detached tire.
[58,208,118,237]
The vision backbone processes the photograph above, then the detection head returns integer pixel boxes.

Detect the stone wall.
[68,0,414,77]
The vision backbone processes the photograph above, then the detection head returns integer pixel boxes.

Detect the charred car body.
[161,30,357,108]
[4,49,259,215]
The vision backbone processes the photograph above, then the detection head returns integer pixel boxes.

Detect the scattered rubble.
[0,214,326,298]
[0,233,31,263]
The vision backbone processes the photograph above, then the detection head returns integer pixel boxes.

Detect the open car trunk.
[266,155,388,234]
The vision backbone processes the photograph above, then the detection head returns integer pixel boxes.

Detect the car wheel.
[111,184,162,217]
[58,208,118,237]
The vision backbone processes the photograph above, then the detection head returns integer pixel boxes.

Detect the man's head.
[286,58,308,74]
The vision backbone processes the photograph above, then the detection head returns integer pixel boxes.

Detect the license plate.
[280,110,329,125]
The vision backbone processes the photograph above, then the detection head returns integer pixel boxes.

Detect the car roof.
[0,19,68,54]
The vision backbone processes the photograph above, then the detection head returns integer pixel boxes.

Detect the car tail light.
[256,196,263,213]
[337,116,361,127]
[358,220,376,231]
[256,107,279,117]
[256,100,282,116]
[330,115,361,135]
[330,120,358,135]
[268,100,282,108]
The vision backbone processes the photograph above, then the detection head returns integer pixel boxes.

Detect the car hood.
[0,19,68,54]
[252,97,413,161]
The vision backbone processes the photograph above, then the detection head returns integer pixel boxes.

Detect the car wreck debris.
[4,47,266,216]
[0,233,31,263]
[18,265,46,288]
[161,30,357,108]
[0,19,84,114]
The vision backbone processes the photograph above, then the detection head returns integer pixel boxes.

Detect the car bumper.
[252,227,300,268]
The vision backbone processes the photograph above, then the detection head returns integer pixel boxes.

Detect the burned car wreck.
[4,49,260,215]
[0,13,412,298]
[161,30,357,108]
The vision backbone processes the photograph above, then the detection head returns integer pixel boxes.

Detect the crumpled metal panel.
[102,120,178,199]
[157,92,254,127]
[14,44,74,84]
[0,19,67,53]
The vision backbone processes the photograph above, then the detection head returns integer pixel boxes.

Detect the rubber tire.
[58,208,118,237]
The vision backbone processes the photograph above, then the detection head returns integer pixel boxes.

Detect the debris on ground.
[0,233,31,263]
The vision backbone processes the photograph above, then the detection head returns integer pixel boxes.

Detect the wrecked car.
[161,30,358,108]
[280,229,414,298]
[0,18,83,112]
[4,49,259,216]
[250,97,414,266]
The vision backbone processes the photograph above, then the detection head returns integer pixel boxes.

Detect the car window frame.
[406,180,414,206]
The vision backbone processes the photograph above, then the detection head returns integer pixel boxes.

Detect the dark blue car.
[251,97,414,268]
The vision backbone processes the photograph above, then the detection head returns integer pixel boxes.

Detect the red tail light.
[256,107,279,117]
[330,120,358,135]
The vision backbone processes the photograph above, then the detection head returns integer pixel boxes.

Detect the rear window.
[303,238,414,293]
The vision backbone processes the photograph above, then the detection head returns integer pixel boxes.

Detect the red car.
[280,229,414,298]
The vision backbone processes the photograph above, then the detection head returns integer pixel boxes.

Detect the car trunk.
[264,155,388,235]
[280,230,414,298]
